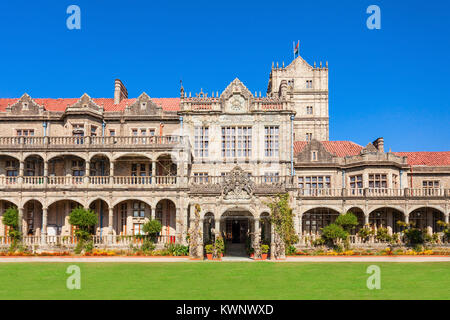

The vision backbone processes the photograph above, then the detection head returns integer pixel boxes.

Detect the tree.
[143,219,162,241]
[321,223,348,245]
[2,206,21,240]
[68,207,97,240]
[335,212,359,233]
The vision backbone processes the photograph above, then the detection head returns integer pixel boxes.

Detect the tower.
[267,55,329,141]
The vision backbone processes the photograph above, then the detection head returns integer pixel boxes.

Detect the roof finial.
[320,61,322,68]
[276,61,279,68]
[326,61,328,68]
[180,79,184,98]
[282,61,284,68]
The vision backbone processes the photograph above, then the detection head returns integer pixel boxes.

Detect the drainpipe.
[43,121,47,136]
[102,121,106,136]
[342,170,346,188]
[399,170,403,189]
[290,115,295,176]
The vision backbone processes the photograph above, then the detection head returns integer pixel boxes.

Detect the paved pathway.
[0,256,449,263]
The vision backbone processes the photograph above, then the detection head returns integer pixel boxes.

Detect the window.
[306,80,313,89]
[306,133,312,141]
[306,106,313,115]
[133,202,145,218]
[120,204,127,234]
[25,161,36,177]
[264,126,279,157]
[133,223,144,235]
[6,160,18,177]
[22,102,29,110]
[72,124,84,144]
[302,208,339,233]
[369,174,387,189]
[16,129,34,136]
[194,126,209,158]
[311,151,318,161]
[193,172,209,183]
[423,180,440,195]
[221,126,252,158]
[91,126,97,137]
[350,175,363,195]
[298,176,331,195]
[131,163,148,177]
[109,129,116,136]
[72,160,85,178]
[264,172,279,183]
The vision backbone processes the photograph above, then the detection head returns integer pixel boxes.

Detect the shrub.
[141,239,156,253]
[286,245,296,255]
[205,244,214,254]
[261,244,269,254]
[321,223,348,245]
[214,236,225,255]
[335,212,359,233]
[404,228,424,244]
[375,228,392,242]
[143,219,162,241]
[2,207,21,241]
[68,207,97,240]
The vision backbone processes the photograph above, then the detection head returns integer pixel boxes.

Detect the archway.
[155,199,176,243]
[347,207,365,234]
[47,200,84,236]
[0,155,20,183]
[112,199,151,236]
[23,200,43,236]
[302,208,340,234]
[220,210,254,257]
[409,207,445,232]
[89,199,110,236]
[369,207,404,233]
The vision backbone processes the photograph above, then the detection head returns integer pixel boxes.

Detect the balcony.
[0,135,187,151]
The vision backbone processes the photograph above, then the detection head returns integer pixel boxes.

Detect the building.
[0,53,449,254]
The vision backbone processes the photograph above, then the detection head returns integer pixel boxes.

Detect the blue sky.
[0,0,449,151]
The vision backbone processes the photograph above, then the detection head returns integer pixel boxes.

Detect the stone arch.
[112,198,153,209]
[346,206,366,234]
[112,153,153,161]
[47,199,85,236]
[408,205,445,215]
[47,198,86,208]
[408,206,446,232]
[47,153,88,162]
[300,204,342,217]
[301,207,341,234]
[155,199,177,242]
[368,207,405,233]
[87,197,111,208]
[89,152,112,162]
[21,199,43,236]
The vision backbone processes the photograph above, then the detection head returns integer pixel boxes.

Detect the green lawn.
[0,262,448,300]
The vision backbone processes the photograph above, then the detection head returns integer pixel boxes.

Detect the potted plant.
[261,244,269,260]
[249,247,255,259]
[205,244,214,260]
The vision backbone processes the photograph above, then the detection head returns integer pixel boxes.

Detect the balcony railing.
[0,135,186,149]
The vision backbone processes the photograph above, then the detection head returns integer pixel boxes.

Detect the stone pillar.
[43,160,48,187]
[18,207,24,237]
[18,161,24,184]
[152,161,156,184]
[110,161,115,186]
[214,216,220,238]
[445,214,449,224]
[108,207,114,243]
[254,218,260,243]
[41,207,48,245]
[84,160,90,185]
[150,206,155,220]
[270,223,275,260]
[175,207,181,243]
[364,214,369,225]
[404,214,409,225]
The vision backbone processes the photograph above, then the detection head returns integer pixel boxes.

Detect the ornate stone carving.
[221,166,254,199]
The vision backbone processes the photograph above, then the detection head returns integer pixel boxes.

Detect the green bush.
[404,228,424,244]
[166,244,189,256]
[261,244,269,254]
[143,219,162,241]
[321,223,348,245]
[286,245,296,255]
[205,244,214,254]
[375,228,392,242]
[142,239,156,253]
[214,236,225,255]
[335,212,359,233]
[68,207,97,240]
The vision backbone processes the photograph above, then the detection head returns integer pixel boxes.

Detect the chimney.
[373,137,384,153]
[114,79,128,104]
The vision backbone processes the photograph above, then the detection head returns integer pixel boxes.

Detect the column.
[110,160,115,186]
[445,214,449,224]
[404,213,409,225]
[254,218,260,245]
[18,207,24,237]
[19,161,24,184]
[84,160,90,185]
[364,214,369,225]
[108,207,114,243]
[150,206,155,220]
[175,207,181,243]
[41,207,48,245]
[152,161,156,184]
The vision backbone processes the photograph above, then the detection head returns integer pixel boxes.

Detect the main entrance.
[221,210,253,258]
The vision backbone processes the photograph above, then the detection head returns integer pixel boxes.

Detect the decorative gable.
[6,93,44,115]
[296,139,335,163]
[125,92,162,115]
[360,143,379,155]
[66,93,103,115]
[220,78,253,113]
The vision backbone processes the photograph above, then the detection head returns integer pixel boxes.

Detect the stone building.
[0,53,448,254]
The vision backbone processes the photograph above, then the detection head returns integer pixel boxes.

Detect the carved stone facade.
[0,52,448,255]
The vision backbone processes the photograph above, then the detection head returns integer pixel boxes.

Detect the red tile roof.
[394,152,450,167]
[294,141,364,157]
[0,98,181,112]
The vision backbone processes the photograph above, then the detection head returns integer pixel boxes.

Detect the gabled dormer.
[6,93,44,115]
[124,92,162,115]
[65,93,103,118]
[220,78,253,113]
[296,139,336,163]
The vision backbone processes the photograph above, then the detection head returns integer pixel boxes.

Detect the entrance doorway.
[226,218,249,244]
[221,211,253,258]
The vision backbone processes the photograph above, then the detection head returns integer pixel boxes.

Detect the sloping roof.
[294,141,364,157]
[0,98,181,112]
[393,152,450,167]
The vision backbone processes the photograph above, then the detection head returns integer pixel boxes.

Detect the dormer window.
[306,133,312,141]
[311,151,318,161]
[306,80,313,89]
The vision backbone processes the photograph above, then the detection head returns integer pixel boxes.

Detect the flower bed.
[289,248,450,256]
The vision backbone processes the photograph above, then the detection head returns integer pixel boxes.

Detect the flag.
[294,41,299,55]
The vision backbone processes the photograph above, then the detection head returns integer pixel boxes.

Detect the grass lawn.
[0,262,448,300]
